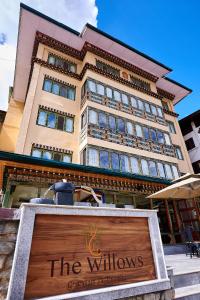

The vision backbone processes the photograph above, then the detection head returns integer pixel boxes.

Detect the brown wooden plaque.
[24,214,156,299]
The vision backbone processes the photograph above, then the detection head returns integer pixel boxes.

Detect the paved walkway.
[165,254,200,275]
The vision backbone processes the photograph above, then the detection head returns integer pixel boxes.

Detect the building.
[0,3,198,243]
[179,110,200,173]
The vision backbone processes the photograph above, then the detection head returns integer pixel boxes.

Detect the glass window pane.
[151,105,157,116]
[89,110,98,125]
[145,102,151,113]
[122,94,129,105]
[108,115,116,131]
[136,124,143,138]
[157,131,165,144]
[38,111,47,126]
[88,80,96,92]
[113,90,121,102]
[99,112,107,128]
[157,107,163,117]
[48,55,55,65]
[143,127,149,140]
[127,122,134,135]
[53,152,62,161]
[43,79,52,92]
[120,155,130,172]
[67,87,75,100]
[88,148,99,167]
[117,118,125,133]
[97,84,104,95]
[69,64,76,73]
[65,118,73,132]
[130,157,140,174]
[52,82,60,95]
[99,151,109,168]
[111,153,120,170]
[164,133,171,145]
[130,97,137,108]
[32,149,41,158]
[165,164,173,179]
[150,129,157,142]
[176,147,183,160]
[57,115,65,130]
[63,154,72,163]
[43,151,52,160]
[47,113,56,128]
[60,86,68,98]
[138,99,144,111]
[172,165,179,179]
[149,161,158,177]
[157,162,166,178]
[55,58,64,68]
[141,159,149,175]
[106,87,112,98]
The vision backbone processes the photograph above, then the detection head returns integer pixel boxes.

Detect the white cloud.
[0,0,98,110]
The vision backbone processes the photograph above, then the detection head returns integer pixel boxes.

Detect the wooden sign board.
[7,205,169,300]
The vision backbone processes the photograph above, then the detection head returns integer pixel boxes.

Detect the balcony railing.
[81,124,176,158]
[81,92,167,126]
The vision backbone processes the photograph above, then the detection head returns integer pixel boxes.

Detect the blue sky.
[96,0,199,119]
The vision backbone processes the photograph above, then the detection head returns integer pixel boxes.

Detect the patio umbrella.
[147,173,200,199]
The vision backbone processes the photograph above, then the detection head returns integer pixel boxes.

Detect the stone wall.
[122,289,174,300]
[0,220,19,300]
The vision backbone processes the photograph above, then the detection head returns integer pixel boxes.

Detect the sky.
[0,0,199,119]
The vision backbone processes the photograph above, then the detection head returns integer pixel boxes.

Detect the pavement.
[165,254,200,275]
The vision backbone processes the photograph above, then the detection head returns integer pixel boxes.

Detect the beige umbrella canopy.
[147,173,200,199]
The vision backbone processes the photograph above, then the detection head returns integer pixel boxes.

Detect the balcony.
[81,92,167,126]
[81,124,176,158]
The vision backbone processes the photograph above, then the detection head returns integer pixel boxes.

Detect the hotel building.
[0,4,198,243]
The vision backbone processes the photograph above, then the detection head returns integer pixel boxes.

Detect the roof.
[0,150,171,185]
[12,3,191,104]
[179,110,200,126]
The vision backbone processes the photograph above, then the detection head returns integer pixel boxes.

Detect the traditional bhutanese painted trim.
[32,143,73,154]
[44,74,76,89]
[38,105,75,118]
[163,108,179,117]
[34,31,158,82]
[157,88,175,100]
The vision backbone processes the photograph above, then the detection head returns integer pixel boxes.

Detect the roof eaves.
[85,23,172,73]
[164,76,192,93]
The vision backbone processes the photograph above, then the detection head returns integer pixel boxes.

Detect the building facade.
[0,4,198,243]
[179,110,200,173]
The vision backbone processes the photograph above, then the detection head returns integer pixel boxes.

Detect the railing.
[81,92,167,126]
[81,124,176,158]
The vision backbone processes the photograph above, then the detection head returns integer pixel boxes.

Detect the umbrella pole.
[164,199,176,244]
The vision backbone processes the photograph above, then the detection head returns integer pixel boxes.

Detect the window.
[108,115,116,131]
[180,122,193,136]
[89,110,98,125]
[175,147,183,160]
[157,107,163,118]
[138,99,144,111]
[111,153,120,170]
[96,83,105,96]
[48,54,76,73]
[151,105,157,116]
[194,116,200,128]
[165,164,173,179]
[167,121,176,134]
[32,149,41,158]
[143,127,149,140]
[149,161,158,177]
[120,155,130,172]
[88,80,96,93]
[172,165,179,179]
[113,90,121,102]
[157,162,165,178]
[185,137,195,151]
[162,101,169,110]
[100,150,109,168]
[106,87,113,98]
[126,122,134,135]
[96,60,120,77]
[88,148,99,167]
[130,97,137,108]
[135,124,143,138]
[157,131,165,144]
[164,133,171,145]
[37,109,74,133]
[141,159,149,175]
[63,154,72,163]
[144,102,151,113]
[99,112,107,128]
[130,76,151,91]
[130,157,140,174]
[150,129,157,142]
[32,147,72,163]
[122,94,129,105]
[43,78,75,100]
[81,113,87,128]
[117,118,125,133]
[43,151,52,160]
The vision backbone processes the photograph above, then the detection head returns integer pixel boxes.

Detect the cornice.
[157,87,175,100]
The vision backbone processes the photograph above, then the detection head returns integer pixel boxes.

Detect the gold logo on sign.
[85,225,102,257]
